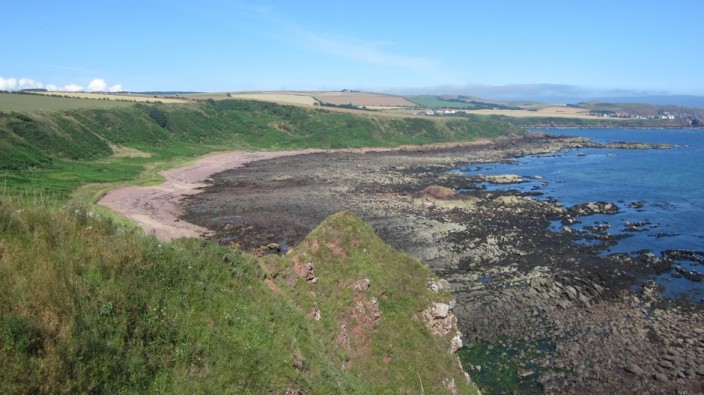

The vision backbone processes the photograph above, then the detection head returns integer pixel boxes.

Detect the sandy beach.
[98,149,327,240]
[97,140,493,241]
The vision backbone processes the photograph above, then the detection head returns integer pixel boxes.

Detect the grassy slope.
[0,99,524,195]
[0,201,476,394]
[265,211,476,393]
[0,98,507,392]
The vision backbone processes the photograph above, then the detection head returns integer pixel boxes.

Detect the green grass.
[0,198,327,393]
[0,99,524,196]
[0,92,137,111]
[406,95,520,110]
[406,95,482,109]
[261,211,478,393]
[0,199,476,393]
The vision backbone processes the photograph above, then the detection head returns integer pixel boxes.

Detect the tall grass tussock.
[0,197,320,393]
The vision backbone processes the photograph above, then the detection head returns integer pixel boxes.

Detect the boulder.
[421,185,457,200]
[479,174,524,184]
[653,372,669,382]
[569,201,619,217]
[431,302,451,319]
[427,278,451,293]
[625,364,645,376]
[450,332,463,354]
[658,360,674,369]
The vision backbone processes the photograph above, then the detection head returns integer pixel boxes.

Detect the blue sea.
[457,128,704,300]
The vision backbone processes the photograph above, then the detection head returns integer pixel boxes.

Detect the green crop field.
[0,92,140,111]
[404,95,521,110]
[406,95,480,109]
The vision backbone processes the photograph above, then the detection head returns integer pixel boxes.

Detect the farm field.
[187,91,429,117]
[0,92,137,111]
[0,92,190,112]
[404,95,542,109]
[229,92,319,106]
[35,91,189,104]
[185,92,319,106]
[364,105,412,111]
[406,95,489,109]
[312,91,417,107]
[466,107,622,119]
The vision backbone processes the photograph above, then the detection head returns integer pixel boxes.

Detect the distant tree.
[226,92,232,97]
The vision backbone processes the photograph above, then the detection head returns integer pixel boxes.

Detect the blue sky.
[1,0,703,99]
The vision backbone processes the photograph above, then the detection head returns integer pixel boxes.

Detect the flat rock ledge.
[179,134,696,393]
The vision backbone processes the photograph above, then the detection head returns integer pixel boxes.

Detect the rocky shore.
[182,134,703,393]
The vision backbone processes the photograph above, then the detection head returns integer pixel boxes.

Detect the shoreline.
[98,134,703,393]
[98,149,325,240]
[530,126,704,130]
[178,135,703,393]
[97,139,495,241]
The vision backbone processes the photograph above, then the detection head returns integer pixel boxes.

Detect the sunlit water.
[455,128,704,300]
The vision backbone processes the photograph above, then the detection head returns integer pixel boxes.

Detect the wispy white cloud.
[242,4,439,72]
[292,29,438,71]
[386,82,675,102]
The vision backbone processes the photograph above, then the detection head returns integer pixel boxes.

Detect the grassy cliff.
[0,201,476,393]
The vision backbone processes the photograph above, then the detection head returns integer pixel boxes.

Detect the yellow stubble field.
[35,91,189,104]
[466,106,622,119]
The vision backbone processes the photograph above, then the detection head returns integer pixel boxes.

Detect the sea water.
[456,128,704,300]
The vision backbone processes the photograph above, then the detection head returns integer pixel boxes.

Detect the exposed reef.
[182,134,702,393]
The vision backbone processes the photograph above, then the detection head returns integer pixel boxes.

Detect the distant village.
[420,107,699,122]
[591,111,677,120]
[423,109,457,116]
